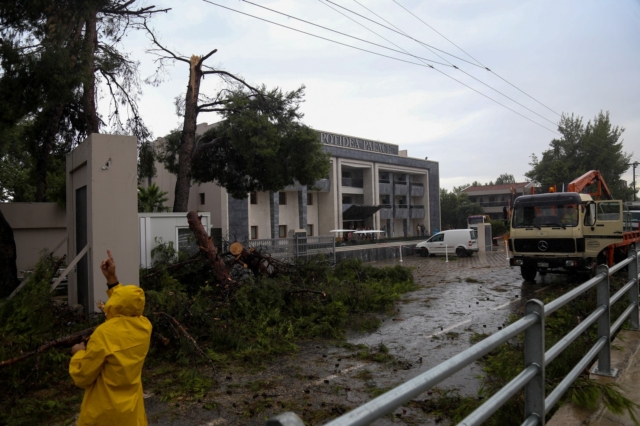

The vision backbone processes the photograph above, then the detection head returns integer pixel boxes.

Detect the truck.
[508,171,640,281]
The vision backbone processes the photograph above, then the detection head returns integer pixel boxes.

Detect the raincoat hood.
[104,285,145,320]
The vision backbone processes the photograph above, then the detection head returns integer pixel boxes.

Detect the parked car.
[416,229,478,257]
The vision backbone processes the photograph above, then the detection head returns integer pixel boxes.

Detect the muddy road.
[145,249,573,426]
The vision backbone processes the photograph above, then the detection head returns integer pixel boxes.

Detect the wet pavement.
[347,249,555,398]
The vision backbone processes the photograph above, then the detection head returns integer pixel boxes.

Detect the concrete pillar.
[298,187,307,230]
[269,191,279,239]
[389,172,395,238]
[228,195,249,243]
[66,134,139,314]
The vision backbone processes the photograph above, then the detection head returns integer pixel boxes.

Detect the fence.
[267,250,640,426]
[246,235,335,263]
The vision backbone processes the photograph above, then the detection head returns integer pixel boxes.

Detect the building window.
[250,192,257,204]
[342,196,352,204]
[177,228,198,257]
[251,226,258,239]
[199,193,205,205]
[279,225,287,238]
[307,193,313,205]
[279,192,287,205]
[306,224,313,236]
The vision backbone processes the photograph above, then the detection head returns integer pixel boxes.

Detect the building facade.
[148,124,440,242]
[462,182,536,220]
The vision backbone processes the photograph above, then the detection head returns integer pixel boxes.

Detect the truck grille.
[514,238,576,253]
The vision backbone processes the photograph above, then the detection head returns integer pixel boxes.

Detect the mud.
[146,249,567,426]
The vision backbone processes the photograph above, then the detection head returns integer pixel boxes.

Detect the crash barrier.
[246,235,335,264]
[267,250,640,426]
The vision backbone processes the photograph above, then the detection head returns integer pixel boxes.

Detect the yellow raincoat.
[69,284,152,426]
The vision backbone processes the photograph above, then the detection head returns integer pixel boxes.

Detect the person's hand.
[71,342,86,355]
[100,250,119,284]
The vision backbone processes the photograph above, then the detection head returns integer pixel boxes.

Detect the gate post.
[628,250,639,330]
[593,264,617,377]
[524,299,545,425]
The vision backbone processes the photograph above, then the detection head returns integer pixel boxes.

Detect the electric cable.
[347,0,558,127]
[200,0,451,68]
[322,0,487,69]
[203,0,558,134]
[238,0,455,67]
[391,0,563,117]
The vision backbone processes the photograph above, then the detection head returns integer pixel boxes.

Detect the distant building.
[462,182,536,220]
[145,123,441,244]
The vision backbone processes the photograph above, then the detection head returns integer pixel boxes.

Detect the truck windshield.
[512,202,579,228]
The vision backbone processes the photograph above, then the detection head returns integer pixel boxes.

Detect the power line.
[202,0,558,135]
[322,0,487,69]
[366,0,638,162]
[238,0,455,67]
[202,0,639,163]
[347,0,558,127]
[391,0,562,117]
[200,0,451,68]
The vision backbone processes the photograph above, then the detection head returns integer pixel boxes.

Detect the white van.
[416,229,478,257]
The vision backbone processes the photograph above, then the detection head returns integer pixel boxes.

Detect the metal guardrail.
[267,251,640,426]
[246,235,336,263]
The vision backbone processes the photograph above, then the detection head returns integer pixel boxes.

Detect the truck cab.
[508,192,623,281]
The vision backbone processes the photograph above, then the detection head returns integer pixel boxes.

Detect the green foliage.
[440,188,484,229]
[138,183,169,212]
[189,86,331,198]
[142,257,416,365]
[490,219,508,238]
[138,140,157,184]
[0,252,103,426]
[495,173,516,185]
[526,111,634,200]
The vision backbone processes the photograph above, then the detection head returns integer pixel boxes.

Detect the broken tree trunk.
[0,326,97,369]
[186,211,232,285]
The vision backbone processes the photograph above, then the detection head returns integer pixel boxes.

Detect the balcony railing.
[342,177,363,188]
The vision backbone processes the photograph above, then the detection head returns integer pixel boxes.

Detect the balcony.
[342,177,363,188]
[410,183,424,197]
[394,182,408,196]
[476,201,508,208]
[313,178,331,192]
[379,206,393,219]
[379,181,392,195]
[395,204,409,219]
[410,205,425,219]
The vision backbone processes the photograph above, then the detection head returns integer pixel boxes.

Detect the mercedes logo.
[538,240,548,251]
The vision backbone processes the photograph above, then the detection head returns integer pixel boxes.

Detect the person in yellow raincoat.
[69,250,152,426]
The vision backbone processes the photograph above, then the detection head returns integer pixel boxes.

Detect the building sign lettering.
[319,132,398,155]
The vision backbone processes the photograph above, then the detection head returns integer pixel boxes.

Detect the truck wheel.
[521,265,537,282]
[456,247,467,258]
[420,248,429,257]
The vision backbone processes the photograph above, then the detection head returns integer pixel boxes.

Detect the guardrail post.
[629,249,639,330]
[592,264,618,377]
[524,299,545,425]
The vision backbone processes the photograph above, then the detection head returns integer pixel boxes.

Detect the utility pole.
[633,162,639,201]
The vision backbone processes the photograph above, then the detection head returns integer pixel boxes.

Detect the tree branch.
[197,49,218,67]
[143,22,189,64]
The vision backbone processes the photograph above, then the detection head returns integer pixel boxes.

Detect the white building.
[148,123,441,242]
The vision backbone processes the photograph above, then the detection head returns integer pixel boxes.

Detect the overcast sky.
[102,0,640,190]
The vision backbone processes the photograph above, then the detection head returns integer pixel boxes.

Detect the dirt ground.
[144,249,563,426]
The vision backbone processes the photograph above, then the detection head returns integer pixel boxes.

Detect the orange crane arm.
[567,170,613,200]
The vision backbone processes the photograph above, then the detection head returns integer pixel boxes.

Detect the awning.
[342,205,385,221]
